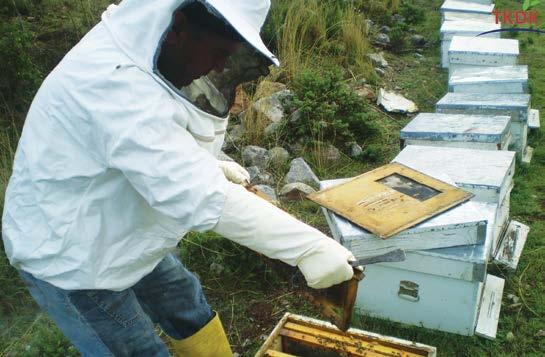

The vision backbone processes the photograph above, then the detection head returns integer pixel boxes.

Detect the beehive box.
[443,11,496,23]
[400,113,512,151]
[449,65,529,94]
[321,190,505,338]
[256,313,437,357]
[440,21,500,68]
[448,36,519,76]
[440,0,495,23]
[436,92,530,158]
[394,145,515,249]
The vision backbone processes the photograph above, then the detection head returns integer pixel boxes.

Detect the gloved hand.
[218,160,250,184]
[213,183,355,289]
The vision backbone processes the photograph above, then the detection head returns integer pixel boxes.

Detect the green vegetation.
[1,0,544,356]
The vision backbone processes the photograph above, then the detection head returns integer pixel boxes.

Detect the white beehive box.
[394,145,515,250]
[449,65,529,94]
[320,181,504,338]
[448,36,519,76]
[440,21,501,68]
[440,0,495,23]
[436,92,530,158]
[400,113,512,151]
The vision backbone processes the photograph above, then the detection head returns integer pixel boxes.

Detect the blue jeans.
[19,253,214,356]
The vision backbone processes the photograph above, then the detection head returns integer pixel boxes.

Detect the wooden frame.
[308,163,473,238]
[255,313,437,357]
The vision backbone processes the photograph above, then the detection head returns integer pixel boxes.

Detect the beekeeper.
[2,0,355,356]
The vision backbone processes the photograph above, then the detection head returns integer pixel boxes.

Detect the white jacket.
[2,0,354,291]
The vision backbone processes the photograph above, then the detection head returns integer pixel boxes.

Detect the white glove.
[213,183,355,289]
[218,160,250,184]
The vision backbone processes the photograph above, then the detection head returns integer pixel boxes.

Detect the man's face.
[158,16,242,88]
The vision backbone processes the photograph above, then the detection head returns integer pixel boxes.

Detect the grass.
[1,0,545,356]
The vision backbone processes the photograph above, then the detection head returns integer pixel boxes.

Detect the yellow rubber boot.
[170,313,233,357]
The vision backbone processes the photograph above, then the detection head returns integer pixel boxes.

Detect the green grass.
[1,0,545,356]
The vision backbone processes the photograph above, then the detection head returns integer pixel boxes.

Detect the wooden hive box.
[436,92,530,160]
[320,183,505,338]
[449,65,529,94]
[440,21,500,68]
[255,313,437,357]
[448,36,519,76]
[440,0,495,23]
[400,113,512,151]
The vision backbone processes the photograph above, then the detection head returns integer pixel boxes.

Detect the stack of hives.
[320,0,535,339]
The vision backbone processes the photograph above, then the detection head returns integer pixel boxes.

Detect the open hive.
[255,313,436,357]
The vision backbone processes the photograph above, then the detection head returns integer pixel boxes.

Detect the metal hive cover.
[441,0,494,14]
[307,163,473,239]
[449,65,528,85]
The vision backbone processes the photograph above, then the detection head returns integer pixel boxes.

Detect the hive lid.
[449,65,528,85]
[440,20,500,38]
[441,0,494,14]
[449,36,519,55]
[436,92,531,109]
[308,163,473,239]
[400,113,510,142]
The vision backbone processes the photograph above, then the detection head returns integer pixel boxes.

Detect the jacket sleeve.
[108,98,229,233]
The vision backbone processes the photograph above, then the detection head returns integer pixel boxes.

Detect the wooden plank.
[279,329,386,357]
[308,163,473,238]
[494,220,530,270]
[475,274,505,339]
[282,322,426,357]
[255,314,290,357]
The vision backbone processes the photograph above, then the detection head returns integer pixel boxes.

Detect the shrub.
[389,22,408,53]
[285,67,378,148]
[400,1,425,25]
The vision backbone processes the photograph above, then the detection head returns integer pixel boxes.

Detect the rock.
[391,14,405,23]
[355,85,376,101]
[506,332,515,342]
[367,52,388,68]
[247,166,274,185]
[242,145,270,168]
[375,67,386,77]
[217,151,235,162]
[256,81,287,98]
[252,90,292,124]
[285,158,320,189]
[223,124,245,152]
[229,85,250,116]
[379,25,391,34]
[268,147,290,167]
[536,330,545,337]
[254,184,277,201]
[415,53,424,59]
[233,353,241,357]
[410,34,426,47]
[394,86,401,90]
[264,122,282,137]
[289,109,302,123]
[374,33,390,46]
[349,142,363,158]
[364,19,373,34]
[280,182,316,201]
[323,145,341,161]
[209,262,225,276]
[506,293,520,304]
[288,141,305,155]
[377,88,419,114]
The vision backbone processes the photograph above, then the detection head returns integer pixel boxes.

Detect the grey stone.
[415,53,424,59]
[254,184,277,201]
[367,52,388,68]
[506,332,515,342]
[506,293,520,304]
[223,124,245,151]
[391,14,405,23]
[252,90,292,124]
[247,166,275,185]
[379,25,390,34]
[285,157,320,189]
[410,34,426,47]
[242,145,270,168]
[536,330,545,337]
[209,262,225,276]
[268,147,290,167]
[264,122,282,137]
[375,67,386,77]
[364,19,374,34]
[279,182,316,201]
[350,142,363,158]
[289,109,302,123]
[374,33,390,46]
[323,145,342,161]
[288,141,305,155]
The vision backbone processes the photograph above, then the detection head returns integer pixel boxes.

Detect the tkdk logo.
[478,0,545,36]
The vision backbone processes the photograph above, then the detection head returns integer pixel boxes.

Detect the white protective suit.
[2,0,354,291]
